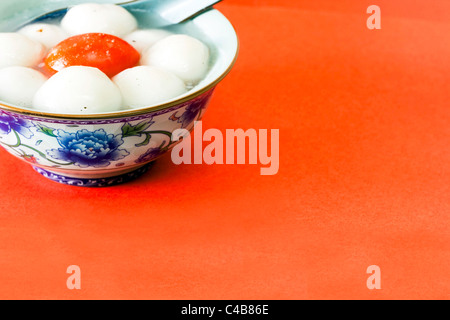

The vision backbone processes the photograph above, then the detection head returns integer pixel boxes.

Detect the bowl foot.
[32,163,154,187]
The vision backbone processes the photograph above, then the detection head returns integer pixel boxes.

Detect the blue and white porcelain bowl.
[0,0,238,187]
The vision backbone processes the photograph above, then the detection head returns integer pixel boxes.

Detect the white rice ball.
[18,23,69,50]
[141,34,210,84]
[61,3,138,37]
[124,29,172,54]
[0,33,46,68]
[33,66,123,114]
[113,66,187,108]
[0,67,47,107]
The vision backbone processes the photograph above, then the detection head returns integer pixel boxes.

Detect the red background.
[0,0,449,299]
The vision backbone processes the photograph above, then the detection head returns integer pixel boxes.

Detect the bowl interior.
[0,0,238,118]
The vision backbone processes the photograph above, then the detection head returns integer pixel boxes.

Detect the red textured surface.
[0,0,449,299]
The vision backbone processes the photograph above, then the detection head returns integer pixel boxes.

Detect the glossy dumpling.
[124,29,173,54]
[113,66,187,108]
[0,66,47,107]
[61,3,137,38]
[141,34,210,85]
[18,23,69,50]
[33,66,123,114]
[0,33,46,68]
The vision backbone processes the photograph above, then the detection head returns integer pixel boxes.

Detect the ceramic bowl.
[0,0,238,187]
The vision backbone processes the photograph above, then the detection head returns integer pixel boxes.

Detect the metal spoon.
[23,0,222,29]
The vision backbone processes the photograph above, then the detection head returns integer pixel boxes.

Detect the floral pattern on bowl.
[0,89,213,186]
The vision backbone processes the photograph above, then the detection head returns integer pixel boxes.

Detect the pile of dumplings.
[0,3,210,114]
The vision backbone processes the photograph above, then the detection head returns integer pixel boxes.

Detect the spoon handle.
[4,0,223,32]
[158,0,222,24]
[122,0,222,27]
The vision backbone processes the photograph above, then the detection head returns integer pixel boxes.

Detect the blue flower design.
[47,129,129,168]
[136,145,166,164]
[174,91,213,128]
[0,111,33,138]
